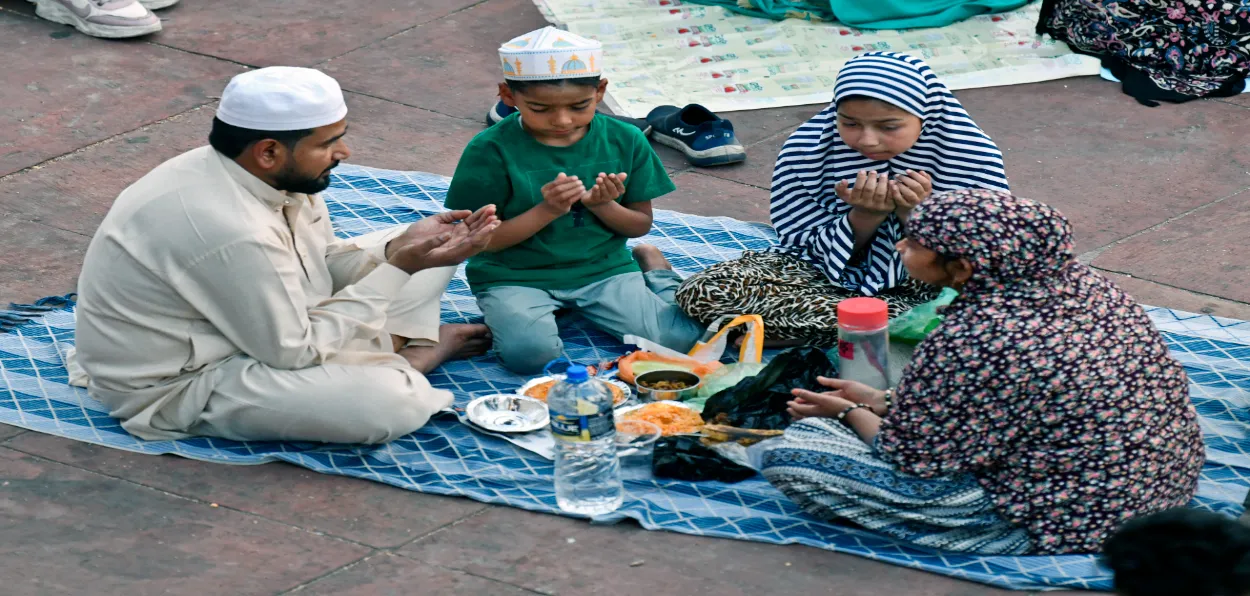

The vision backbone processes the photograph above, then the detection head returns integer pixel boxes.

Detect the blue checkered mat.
[3,164,1248,592]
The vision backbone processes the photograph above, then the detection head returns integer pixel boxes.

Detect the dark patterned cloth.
[876,189,1206,554]
[1038,0,1250,104]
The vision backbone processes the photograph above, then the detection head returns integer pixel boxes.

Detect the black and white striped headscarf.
[769,52,1010,295]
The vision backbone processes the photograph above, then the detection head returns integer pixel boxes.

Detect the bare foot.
[632,244,672,272]
[399,324,492,373]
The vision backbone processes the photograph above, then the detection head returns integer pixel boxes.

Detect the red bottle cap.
[837,297,888,332]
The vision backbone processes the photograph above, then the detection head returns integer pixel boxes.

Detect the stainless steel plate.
[465,394,550,433]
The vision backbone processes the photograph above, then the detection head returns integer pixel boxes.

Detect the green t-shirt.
[445,113,676,292]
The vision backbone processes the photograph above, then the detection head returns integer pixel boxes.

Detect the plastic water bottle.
[548,364,623,515]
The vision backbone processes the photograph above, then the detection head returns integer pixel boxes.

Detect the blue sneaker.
[486,100,517,126]
[485,100,653,136]
[645,104,745,167]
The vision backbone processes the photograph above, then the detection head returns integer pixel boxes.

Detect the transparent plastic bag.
[696,361,767,399]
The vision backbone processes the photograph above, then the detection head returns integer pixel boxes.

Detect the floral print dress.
[762,190,1205,555]
[1039,0,1250,104]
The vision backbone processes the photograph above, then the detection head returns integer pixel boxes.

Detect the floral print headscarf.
[875,189,1205,554]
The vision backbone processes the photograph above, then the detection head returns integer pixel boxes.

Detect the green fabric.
[446,113,676,292]
[686,0,1031,29]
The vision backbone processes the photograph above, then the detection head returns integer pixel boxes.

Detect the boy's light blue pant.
[475,270,706,374]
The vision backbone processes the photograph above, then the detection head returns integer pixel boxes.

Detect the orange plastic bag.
[688,314,764,365]
[618,315,765,384]
[617,352,722,385]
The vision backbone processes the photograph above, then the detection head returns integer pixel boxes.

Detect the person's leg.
[349,226,490,371]
[475,286,564,375]
[569,271,706,352]
[762,418,1033,555]
[631,244,684,302]
[188,356,454,444]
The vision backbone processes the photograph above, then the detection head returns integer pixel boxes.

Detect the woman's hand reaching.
[788,376,888,420]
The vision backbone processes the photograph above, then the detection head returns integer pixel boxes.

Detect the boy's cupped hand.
[540,173,588,215]
[581,172,628,208]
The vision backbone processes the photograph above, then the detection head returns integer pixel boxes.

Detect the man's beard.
[274,160,338,195]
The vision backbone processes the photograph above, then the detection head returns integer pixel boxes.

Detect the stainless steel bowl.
[633,370,702,402]
[465,394,549,433]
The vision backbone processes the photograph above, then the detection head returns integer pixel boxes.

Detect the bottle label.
[551,400,615,442]
[838,339,855,360]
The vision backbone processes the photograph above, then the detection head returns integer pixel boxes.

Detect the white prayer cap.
[216,67,348,131]
[498,26,603,81]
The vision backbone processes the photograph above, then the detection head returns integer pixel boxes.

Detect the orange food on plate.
[525,380,627,405]
[621,403,704,436]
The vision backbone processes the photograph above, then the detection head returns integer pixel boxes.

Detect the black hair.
[505,76,601,94]
[837,94,904,111]
[1103,508,1250,596]
[208,117,314,159]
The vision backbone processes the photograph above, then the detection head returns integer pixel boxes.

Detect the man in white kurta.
[69,67,497,444]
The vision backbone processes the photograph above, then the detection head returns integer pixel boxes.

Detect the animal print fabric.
[675,251,939,344]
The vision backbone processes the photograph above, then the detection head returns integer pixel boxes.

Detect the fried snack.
[524,379,627,405]
[621,403,704,436]
[699,424,784,446]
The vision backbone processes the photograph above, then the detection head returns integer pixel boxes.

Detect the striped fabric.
[769,52,1010,295]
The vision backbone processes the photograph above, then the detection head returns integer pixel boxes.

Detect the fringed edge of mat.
[0,293,76,333]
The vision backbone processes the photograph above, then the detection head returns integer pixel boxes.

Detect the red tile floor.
[2,0,1247,593]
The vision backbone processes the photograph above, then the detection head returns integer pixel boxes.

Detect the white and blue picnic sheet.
[3,165,1248,592]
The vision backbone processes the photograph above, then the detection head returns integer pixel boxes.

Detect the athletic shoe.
[485,100,653,136]
[486,100,516,127]
[645,104,746,167]
[29,0,161,38]
[138,0,179,9]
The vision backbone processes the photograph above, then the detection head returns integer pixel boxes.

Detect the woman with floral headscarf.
[760,190,1205,555]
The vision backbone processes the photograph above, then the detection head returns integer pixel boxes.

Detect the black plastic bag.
[651,436,756,483]
[700,346,838,431]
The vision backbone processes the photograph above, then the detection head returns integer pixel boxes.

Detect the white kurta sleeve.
[172,237,410,370]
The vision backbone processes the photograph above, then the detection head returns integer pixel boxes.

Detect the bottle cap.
[837,297,888,331]
[565,364,590,383]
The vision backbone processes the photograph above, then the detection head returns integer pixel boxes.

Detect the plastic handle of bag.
[687,314,765,364]
[542,357,573,377]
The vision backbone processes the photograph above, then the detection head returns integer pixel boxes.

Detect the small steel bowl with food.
[633,370,702,402]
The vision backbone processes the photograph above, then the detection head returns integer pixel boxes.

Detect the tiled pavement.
[1,0,1247,593]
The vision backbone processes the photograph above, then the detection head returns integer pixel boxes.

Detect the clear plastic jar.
[836,297,890,390]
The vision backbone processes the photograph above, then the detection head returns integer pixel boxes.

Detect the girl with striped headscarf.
[676,52,1010,344]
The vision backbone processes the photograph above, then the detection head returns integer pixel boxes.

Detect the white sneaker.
[29,0,161,39]
[138,0,178,9]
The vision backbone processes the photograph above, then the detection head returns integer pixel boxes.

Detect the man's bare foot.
[633,244,672,273]
[398,324,492,374]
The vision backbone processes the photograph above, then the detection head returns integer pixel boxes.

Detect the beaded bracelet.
[882,389,894,413]
[836,403,872,422]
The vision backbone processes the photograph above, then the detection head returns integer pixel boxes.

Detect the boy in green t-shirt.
[445,27,705,374]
